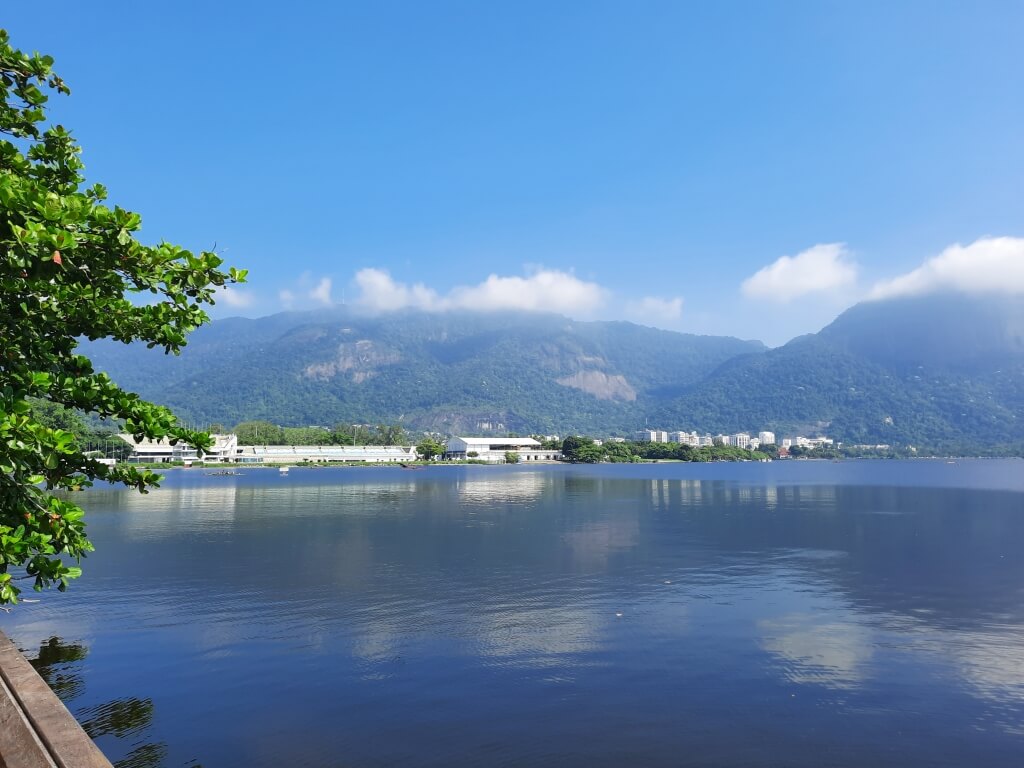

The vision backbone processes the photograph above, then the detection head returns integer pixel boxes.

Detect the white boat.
[279,466,289,475]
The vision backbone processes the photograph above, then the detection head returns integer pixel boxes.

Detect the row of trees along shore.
[558,436,779,463]
[230,421,408,447]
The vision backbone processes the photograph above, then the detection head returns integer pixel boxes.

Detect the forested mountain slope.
[86,310,763,434]
[86,295,1024,448]
[654,294,1024,448]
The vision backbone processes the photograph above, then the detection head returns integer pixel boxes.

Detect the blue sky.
[7,2,1024,345]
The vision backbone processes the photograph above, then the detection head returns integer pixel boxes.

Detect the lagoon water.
[4,460,1024,767]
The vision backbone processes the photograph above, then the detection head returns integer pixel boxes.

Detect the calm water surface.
[3,460,1024,767]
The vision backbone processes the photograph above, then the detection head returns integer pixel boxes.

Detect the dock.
[0,630,111,768]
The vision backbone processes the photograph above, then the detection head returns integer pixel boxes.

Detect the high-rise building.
[758,431,776,445]
[635,429,669,443]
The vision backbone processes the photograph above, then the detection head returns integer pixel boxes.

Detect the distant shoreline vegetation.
[28,408,1024,464]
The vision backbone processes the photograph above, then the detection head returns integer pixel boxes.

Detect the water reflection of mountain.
[656,480,1024,629]
[79,471,1024,631]
[24,465,1024,765]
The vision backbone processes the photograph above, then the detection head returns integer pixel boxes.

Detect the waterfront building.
[120,434,198,463]
[783,436,834,450]
[236,445,417,464]
[733,433,751,449]
[758,431,776,445]
[120,432,239,463]
[445,437,562,463]
[120,433,420,464]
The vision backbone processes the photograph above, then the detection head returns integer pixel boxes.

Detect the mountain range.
[84,293,1024,449]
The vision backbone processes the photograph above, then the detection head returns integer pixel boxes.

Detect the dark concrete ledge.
[0,630,111,768]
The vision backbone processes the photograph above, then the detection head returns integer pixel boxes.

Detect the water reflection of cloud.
[470,603,604,671]
[759,613,873,689]
[351,615,406,666]
[562,518,639,569]
[914,626,1024,734]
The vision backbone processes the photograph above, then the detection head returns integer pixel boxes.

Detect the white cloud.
[450,270,606,312]
[742,243,858,302]
[309,277,333,306]
[759,613,873,689]
[278,288,295,308]
[353,268,440,311]
[625,295,684,323]
[353,267,606,315]
[869,236,1024,300]
[216,286,254,308]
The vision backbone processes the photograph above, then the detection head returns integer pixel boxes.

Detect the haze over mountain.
[86,293,1024,449]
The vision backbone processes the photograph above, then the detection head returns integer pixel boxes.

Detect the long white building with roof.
[445,437,561,463]
[121,433,417,464]
[235,445,417,464]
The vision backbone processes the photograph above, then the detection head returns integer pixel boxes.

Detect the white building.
[235,445,417,464]
[758,431,776,445]
[669,431,700,446]
[732,433,751,449]
[635,430,669,443]
[445,437,561,463]
[786,436,834,450]
[204,433,239,462]
[121,432,239,464]
[121,434,200,463]
[121,433,417,464]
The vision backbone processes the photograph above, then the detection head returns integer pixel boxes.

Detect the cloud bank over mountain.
[352,267,607,315]
[869,236,1024,300]
[741,244,858,302]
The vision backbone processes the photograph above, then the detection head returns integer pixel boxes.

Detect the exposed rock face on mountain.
[556,370,637,401]
[84,294,1024,448]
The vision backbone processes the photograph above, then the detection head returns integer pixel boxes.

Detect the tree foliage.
[416,438,445,461]
[0,31,245,604]
[561,436,603,463]
[232,420,408,446]
[560,436,773,464]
